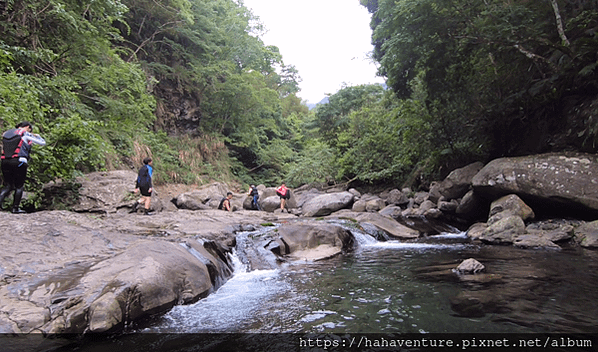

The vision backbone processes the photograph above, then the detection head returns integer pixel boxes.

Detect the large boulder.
[301,192,355,217]
[574,221,598,248]
[44,171,175,214]
[431,162,484,201]
[488,194,535,225]
[466,222,488,240]
[274,222,355,260]
[513,234,562,250]
[386,188,410,206]
[525,222,575,243]
[292,188,322,208]
[365,197,387,212]
[472,153,598,218]
[175,183,229,210]
[174,191,211,210]
[353,212,420,240]
[479,216,526,244]
[0,211,234,334]
[76,240,223,333]
[351,199,367,212]
[257,196,279,212]
[454,258,485,274]
[73,171,138,212]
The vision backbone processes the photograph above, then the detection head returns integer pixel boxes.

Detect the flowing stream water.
[142,225,598,335]
[56,221,598,351]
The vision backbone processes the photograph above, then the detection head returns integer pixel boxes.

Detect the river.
[52,221,598,351]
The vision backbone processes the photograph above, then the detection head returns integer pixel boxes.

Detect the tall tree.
[367,0,598,164]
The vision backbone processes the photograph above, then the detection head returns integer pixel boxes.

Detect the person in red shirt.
[276,182,290,212]
[0,121,46,213]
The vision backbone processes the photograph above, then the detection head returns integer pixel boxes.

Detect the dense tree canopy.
[366,0,598,160]
[2,0,598,210]
[293,0,598,188]
[0,0,306,209]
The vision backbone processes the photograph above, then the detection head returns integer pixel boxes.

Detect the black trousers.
[0,158,28,209]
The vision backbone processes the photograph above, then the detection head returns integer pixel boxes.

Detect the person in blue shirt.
[0,121,46,213]
[131,157,153,215]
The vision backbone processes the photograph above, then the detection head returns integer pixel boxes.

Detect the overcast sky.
[242,0,385,104]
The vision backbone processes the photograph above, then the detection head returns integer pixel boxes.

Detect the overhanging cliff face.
[472,152,598,219]
[153,80,203,136]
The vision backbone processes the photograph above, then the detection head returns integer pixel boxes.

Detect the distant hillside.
[306,83,387,110]
[306,96,330,110]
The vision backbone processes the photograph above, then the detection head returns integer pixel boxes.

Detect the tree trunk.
[550,0,570,46]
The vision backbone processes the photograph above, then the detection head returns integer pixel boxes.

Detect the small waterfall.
[329,218,468,250]
[234,226,282,270]
[229,248,248,273]
[431,231,468,239]
[145,246,285,333]
[326,219,379,246]
[350,227,380,246]
[179,240,233,290]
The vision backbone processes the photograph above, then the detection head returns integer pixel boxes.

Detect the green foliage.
[285,141,335,187]
[336,93,433,182]
[312,84,385,145]
[363,0,598,180]
[3,0,596,211]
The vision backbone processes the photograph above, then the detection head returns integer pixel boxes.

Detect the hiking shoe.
[11,208,26,214]
[129,202,139,213]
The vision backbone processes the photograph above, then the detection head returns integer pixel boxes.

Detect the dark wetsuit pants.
[0,158,28,209]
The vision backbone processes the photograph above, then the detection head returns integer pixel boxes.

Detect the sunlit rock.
[488,194,535,225]
[301,191,354,217]
[454,258,485,274]
[479,216,526,244]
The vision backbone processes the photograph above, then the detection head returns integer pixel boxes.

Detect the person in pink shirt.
[276,182,290,212]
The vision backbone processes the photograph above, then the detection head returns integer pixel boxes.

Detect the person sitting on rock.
[218,192,233,212]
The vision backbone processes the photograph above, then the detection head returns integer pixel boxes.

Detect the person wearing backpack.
[0,121,46,213]
[247,184,261,210]
[131,157,153,215]
[276,182,290,212]
[218,192,233,212]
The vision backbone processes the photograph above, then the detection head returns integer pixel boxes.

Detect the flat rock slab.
[0,209,296,334]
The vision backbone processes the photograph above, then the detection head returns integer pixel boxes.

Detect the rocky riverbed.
[2,152,598,338]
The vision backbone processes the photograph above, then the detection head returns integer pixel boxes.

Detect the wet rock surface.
[0,209,296,334]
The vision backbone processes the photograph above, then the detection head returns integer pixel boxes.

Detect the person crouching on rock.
[218,192,233,212]
[131,157,153,215]
[0,121,46,214]
[276,182,290,212]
